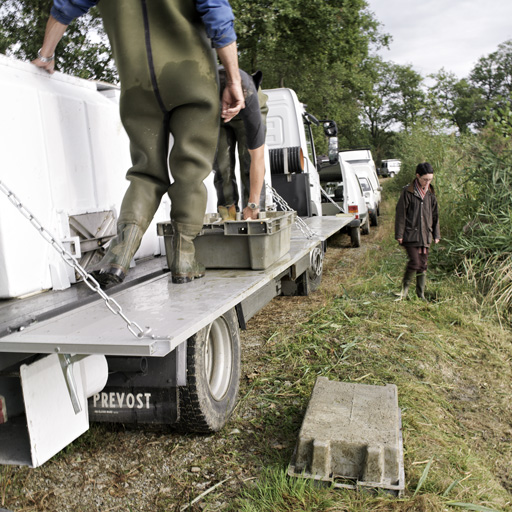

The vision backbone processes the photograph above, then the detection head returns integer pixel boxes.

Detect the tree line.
[1,0,512,160]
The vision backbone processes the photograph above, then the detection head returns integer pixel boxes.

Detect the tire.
[178,308,241,433]
[305,245,324,293]
[350,226,361,247]
[370,210,378,227]
[361,215,370,235]
[389,172,395,178]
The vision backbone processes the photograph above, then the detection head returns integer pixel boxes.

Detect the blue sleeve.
[51,0,98,25]
[195,0,237,48]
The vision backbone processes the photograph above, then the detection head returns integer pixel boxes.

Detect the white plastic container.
[0,55,170,298]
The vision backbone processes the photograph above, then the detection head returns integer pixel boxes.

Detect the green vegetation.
[226,192,512,512]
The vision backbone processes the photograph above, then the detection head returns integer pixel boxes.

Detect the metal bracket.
[59,354,86,415]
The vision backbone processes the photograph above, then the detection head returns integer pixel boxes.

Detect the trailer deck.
[0,215,351,359]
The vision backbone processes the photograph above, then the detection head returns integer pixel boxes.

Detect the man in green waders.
[33,0,244,285]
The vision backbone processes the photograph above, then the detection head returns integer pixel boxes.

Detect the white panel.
[21,354,89,467]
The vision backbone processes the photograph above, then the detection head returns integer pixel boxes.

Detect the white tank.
[0,55,171,298]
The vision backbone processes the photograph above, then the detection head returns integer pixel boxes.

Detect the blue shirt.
[51,0,236,48]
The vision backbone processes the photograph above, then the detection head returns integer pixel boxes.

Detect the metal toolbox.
[158,210,295,270]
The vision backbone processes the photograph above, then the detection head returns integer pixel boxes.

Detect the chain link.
[0,179,153,340]
[266,184,316,239]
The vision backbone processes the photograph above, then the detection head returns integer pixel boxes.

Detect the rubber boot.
[397,269,416,300]
[90,223,145,287]
[416,272,427,300]
[169,221,205,284]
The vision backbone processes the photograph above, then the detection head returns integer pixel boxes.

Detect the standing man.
[395,162,440,299]
[214,67,268,221]
[33,0,244,285]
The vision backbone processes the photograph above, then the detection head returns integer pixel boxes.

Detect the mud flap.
[0,354,107,467]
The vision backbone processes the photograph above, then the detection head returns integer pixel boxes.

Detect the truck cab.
[264,88,337,217]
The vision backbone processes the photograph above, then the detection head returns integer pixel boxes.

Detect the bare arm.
[31,15,68,74]
[215,42,244,122]
[242,145,265,220]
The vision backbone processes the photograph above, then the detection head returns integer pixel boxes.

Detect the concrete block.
[288,376,405,495]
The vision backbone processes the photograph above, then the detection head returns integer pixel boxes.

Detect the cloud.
[367,0,512,78]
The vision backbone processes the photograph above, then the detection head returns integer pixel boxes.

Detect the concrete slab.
[288,376,405,495]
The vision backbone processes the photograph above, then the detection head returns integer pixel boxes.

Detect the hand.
[221,81,244,123]
[397,238,403,245]
[32,56,55,74]
[435,239,440,244]
[243,206,259,220]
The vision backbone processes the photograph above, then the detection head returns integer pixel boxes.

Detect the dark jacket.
[395,181,440,247]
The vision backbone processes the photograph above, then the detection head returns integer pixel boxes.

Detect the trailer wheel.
[307,245,323,292]
[350,225,361,247]
[178,308,240,433]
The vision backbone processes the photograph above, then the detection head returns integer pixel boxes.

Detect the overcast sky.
[365,0,512,79]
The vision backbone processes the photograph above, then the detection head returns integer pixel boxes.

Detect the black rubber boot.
[169,221,205,284]
[416,272,427,300]
[90,223,145,287]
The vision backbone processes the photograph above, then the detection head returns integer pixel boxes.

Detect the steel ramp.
[0,216,351,358]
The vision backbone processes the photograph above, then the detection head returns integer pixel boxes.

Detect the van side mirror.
[327,137,338,164]
[321,120,338,164]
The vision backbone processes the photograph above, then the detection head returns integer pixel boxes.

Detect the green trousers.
[99,0,220,233]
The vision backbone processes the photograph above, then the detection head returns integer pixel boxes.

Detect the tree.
[470,40,512,102]
[0,0,117,82]
[359,59,426,156]
[230,0,389,149]
[428,69,486,133]
[387,64,425,131]
[359,57,396,152]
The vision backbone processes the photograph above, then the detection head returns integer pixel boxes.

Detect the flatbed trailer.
[0,214,352,467]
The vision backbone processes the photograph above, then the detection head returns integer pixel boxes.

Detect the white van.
[339,149,381,226]
[319,159,370,247]
[380,159,401,178]
[265,88,322,217]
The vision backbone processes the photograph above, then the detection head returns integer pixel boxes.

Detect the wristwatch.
[37,48,54,63]
[247,202,259,210]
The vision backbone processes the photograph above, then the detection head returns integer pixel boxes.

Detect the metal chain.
[266,184,316,239]
[320,186,345,213]
[0,179,153,340]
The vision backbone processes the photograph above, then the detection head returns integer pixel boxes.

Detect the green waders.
[92,0,219,285]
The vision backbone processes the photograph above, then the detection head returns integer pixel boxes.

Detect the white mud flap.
[0,354,107,467]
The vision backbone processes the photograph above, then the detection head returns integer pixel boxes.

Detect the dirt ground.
[2,224,380,512]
